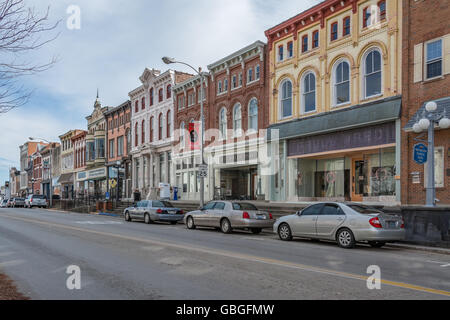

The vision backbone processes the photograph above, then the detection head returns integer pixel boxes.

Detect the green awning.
[267,96,402,141]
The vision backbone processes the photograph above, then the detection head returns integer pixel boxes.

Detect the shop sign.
[413,143,428,165]
[288,122,395,157]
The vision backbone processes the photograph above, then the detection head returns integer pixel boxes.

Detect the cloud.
[0,0,322,183]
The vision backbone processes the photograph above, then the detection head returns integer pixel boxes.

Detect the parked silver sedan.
[184,201,274,234]
[124,200,185,225]
[274,203,405,249]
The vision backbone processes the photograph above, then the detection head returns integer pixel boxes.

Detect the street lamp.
[113,160,122,204]
[412,101,450,207]
[29,137,53,208]
[162,56,207,208]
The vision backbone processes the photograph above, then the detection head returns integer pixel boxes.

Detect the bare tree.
[0,0,59,114]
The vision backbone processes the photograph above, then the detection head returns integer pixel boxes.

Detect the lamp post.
[29,137,53,208]
[412,101,450,207]
[162,57,207,208]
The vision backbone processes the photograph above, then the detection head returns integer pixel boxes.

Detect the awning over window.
[404,96,450,131]
[58,173,74,185]
[267,96,402,141]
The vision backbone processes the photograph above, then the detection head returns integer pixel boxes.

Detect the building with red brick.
[105,100,132,200]
[71,130,87,197]
[402,0,450,205]
[172,41,269,201]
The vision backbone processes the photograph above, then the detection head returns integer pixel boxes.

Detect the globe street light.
[162,57,207,208]
[412,101,450,207]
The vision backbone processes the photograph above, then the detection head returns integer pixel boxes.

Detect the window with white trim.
[248,98,258,132]
[302,72,316,113]
[280,79,293,119]
[426,39,443,79]
[334,60,350,106]
[233,103,242,136]
[219,108,227,139]
[364,48,382,98]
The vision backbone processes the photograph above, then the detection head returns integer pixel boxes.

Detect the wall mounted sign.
[413,143,428,165]
[288,122,396,157]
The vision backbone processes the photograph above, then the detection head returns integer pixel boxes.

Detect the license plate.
[386,221,397,228]
[256,215,266,220]
[168,210,176,214]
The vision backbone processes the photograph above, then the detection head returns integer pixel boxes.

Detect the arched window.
[134,123,138,147]
[219,108,227,139]
[248,98,258,132]
[302,72,316,113]
[135,101,138,113]
[364,49,382,98]
[167,85,172,99]
[159,88,163,103]
[159,113,163,140]
[333,60,350,106]
[180,122,185,148]
[233,103,242,136]
[150,116,154,143]
[141,120,145,144]
[167,110,172,138]
[149,88,154,106]
[280,79,293,118]
[141,97,145,110]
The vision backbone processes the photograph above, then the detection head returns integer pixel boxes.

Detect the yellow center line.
[2,213,450,298]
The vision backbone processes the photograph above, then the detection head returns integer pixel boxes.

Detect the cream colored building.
[265,0,403,204]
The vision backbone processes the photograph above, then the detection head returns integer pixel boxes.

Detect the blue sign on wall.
[414,143,428,165]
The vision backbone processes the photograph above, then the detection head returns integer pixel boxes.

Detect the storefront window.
[364,148,395,196]
[315,158,345,198]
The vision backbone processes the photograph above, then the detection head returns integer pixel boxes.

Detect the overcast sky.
[0,0,321,183]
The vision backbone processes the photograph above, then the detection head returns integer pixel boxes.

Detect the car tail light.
[401,220,405,229]
[179,210,184,215]
[369,217,383,229]
[269,213,273,220]
[243,212,250,219]
[156,209,163,214]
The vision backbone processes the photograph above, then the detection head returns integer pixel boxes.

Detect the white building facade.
[129,68,192,199]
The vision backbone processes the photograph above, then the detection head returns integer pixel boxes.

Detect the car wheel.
[369,241,386,248]
[337,228,356,249]
[278,223,293,241]
[144,213,153,224]
[250,228,262,234]
[124,211,132,222]
[186,216,196,230]
[220,218,233,234]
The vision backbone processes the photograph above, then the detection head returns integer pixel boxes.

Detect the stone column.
[149,153,154,188]
[164,151,169,184]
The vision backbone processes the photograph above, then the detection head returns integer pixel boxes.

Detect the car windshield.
[33,195,45,199]
[232,203,258,211]
[348,204,384,214]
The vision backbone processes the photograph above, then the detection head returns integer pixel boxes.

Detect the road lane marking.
[1,213,450,297]
[0,251,15,257]
[427,260,450,268]
[0,259,26,267]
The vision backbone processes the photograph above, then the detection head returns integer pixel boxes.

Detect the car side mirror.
[199,206,205,211]
[297,211,303,216]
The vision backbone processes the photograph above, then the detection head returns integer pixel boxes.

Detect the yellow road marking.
[2,213,450,298]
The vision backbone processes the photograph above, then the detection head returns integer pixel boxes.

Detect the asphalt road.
[0,207,449,300]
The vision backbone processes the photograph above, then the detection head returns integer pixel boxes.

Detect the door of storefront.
[351,157,365,202]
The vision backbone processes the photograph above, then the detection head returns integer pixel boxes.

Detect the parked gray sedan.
[124,200,184,225]
[184,201,274,234]
[274,203,405,249]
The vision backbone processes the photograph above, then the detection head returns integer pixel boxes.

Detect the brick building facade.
[105,100,132,200]
[401,0,450,205]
